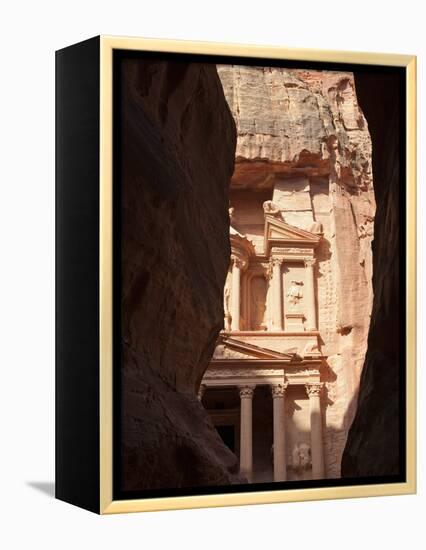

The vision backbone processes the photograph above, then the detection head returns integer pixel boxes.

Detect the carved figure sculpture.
[286,280,303,306]
[251,275,268,331]
[292,442,312,473]
[223,283,232,332]
[263,200,284,220]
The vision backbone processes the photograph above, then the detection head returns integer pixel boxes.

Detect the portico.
[200,336,325,482]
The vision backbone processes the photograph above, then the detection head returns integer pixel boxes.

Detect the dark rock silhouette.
[342,70,403,477]
[120,58,243,490]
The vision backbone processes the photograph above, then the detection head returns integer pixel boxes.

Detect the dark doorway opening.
[216,425,236,453]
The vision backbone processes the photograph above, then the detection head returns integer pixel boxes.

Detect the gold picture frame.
[56,35,416,514]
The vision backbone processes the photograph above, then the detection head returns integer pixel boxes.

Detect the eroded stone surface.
[120,59,243,490]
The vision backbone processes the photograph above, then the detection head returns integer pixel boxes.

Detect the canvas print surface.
[115,55,404,497]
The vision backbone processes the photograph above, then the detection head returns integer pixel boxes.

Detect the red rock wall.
[120,59,243,490]
[218,66,375,477]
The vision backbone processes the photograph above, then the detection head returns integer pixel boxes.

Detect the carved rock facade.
[199,66,375,480]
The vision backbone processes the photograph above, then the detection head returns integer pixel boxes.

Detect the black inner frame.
[112,49,407,502]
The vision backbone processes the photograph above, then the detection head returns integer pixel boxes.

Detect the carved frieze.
[204,366,320,380]
[205,368,283,379]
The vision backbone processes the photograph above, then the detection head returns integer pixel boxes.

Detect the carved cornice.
[304,368,321,376]
[273,247,315,255]
[205,368,284,378]
[305,382,323,397]
[238,385,256,398]
[271,382,289,398]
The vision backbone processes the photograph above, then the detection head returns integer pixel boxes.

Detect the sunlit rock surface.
[218,65,375,477]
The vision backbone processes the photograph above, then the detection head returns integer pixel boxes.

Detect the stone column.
[197,384,206,402]
[270,257,283,331]
[239,385,255,482]
[304,258,317,331]
[231,257,242,331]
[306,382,325,479]
[271,383,288,481]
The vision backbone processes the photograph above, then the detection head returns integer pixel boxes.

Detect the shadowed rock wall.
[342,71,403,476]
[120,59,243,490]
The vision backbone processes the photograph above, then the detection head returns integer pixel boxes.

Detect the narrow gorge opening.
[199,64,376,484]
[117,53,403,496]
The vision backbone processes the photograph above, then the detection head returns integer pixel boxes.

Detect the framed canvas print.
[55,36,416,514]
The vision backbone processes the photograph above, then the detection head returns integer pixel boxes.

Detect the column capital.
[231,255,245,270]
[304,258,316,268]
[305,382,323,398]
[270,256,284,268]
[239,385,256,399]
[271,382,289,398]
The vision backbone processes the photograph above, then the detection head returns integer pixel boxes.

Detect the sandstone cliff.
[120,59,242,490]
[342,71,403,477]
[218,65,375,477]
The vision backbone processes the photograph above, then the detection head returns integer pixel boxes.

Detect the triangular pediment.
[264,214,321,247]
[213,336,298,361]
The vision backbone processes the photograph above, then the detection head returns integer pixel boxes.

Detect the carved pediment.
[213,345,254,360]
[264,214,321,255]
[213,336,298,361]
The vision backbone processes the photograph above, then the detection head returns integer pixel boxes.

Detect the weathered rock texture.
[342,71,403,476]
[218,65,376,477]
[120,59,243,490]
